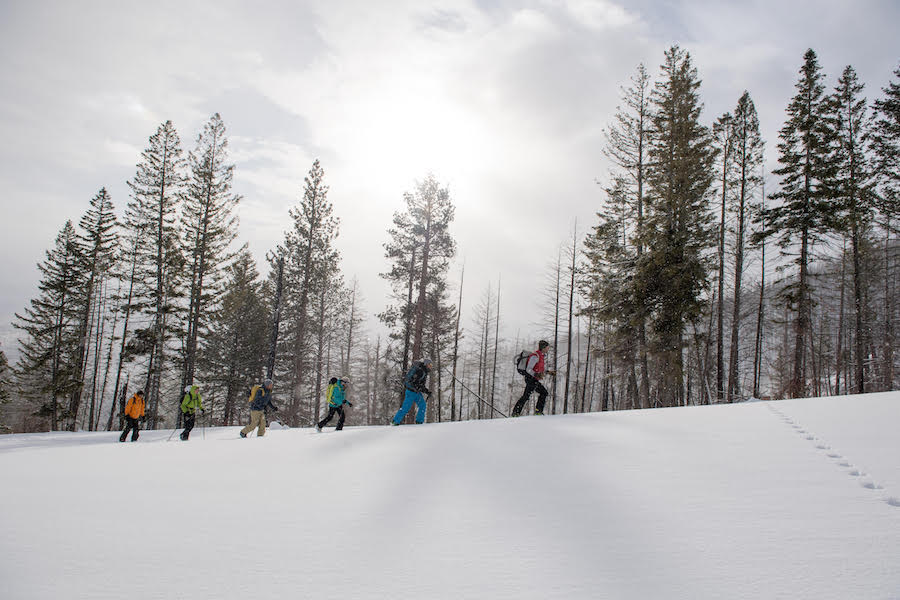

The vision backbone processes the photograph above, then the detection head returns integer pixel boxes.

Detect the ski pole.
[452,375,508,419]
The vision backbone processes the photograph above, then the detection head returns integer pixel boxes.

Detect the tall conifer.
[763,49,835,398]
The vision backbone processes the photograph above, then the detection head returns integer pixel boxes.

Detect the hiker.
[119,389,145,442]
[240,378,277,438]
[316,377,352,432]
[179,384,204,441]
[391,358,433,426]
[512,340,554,417]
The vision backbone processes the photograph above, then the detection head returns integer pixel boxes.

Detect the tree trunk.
[835,244,847,395]
[450,267,464,422]
[563,226,577,414]
[489,278,501,418]
[267,256,284,380]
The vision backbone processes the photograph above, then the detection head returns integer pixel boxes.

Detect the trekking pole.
[452,375,508,419]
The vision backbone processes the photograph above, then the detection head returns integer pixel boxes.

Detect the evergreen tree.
[181,113,241,392]
[638,45,716,407]
[13,221,85,429]
[380,175,456,406]
[584,177,640,409]
[126,119,186,427]
[712,112,734,403]
[762,49,835,398]
[602,63,653,408]
[827,65,877,393]
[726,92,765,402]
[200,248,268,425]
[0,344,11,427]
[280,159,339,426]
[67,187,117,430]
[872,64,900,391]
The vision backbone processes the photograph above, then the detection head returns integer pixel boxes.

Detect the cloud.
[1,0,899,349]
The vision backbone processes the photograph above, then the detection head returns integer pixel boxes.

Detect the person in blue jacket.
[391,358,433,426]
[316,377,352,432]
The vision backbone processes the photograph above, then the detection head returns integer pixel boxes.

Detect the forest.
[1,46,897,433]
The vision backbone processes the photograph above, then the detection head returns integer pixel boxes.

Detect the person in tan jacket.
[119,390,146,442]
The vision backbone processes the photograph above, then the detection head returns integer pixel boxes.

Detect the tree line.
[1,45,897,433]
[583,47,898,410]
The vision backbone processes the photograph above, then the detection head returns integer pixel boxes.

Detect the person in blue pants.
[391,358,433,425]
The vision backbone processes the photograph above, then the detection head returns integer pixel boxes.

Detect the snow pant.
[180,412,196,440]
[318,405,346,430]
[392,389,427,425]
[119,417,140,442]
[512,374,548,416]
[241,410,266,437]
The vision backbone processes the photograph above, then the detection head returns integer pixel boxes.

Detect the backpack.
[248,385,262,404]
[514,351,531,375]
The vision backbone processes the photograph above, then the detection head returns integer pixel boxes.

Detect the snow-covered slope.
[1,393,898,599]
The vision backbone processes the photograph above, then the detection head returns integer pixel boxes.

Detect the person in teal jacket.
[180,384,204,441]
[316,377,352,432]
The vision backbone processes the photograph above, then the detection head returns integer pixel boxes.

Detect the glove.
[200,408,206,413]
[345,401,353,408]
[271,405,279,412]
[423,388,431,396]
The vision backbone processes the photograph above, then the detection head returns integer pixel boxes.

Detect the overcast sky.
[1,0,898,359]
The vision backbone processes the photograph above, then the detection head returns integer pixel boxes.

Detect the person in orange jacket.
[119,390,146,442]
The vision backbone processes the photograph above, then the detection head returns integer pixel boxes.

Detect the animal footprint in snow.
[805,435,815,440]
[885,497,900,508]
[816,445,830,450]
[838,462,851,467]
[861,482,883,490]
[848,469,864,477]
[827,453,842,459]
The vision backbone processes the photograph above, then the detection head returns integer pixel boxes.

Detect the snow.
[1,392,899,599]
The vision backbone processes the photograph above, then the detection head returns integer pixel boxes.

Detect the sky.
[1,0,898,361]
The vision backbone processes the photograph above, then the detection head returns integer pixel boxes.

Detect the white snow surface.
[2,393,899,599]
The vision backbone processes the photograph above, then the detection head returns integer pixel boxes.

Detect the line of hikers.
[119,340,554,442]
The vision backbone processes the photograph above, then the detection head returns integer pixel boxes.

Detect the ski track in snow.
[768,404,898,509]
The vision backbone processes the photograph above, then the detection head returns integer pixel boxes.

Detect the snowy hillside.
[1,393,899,600]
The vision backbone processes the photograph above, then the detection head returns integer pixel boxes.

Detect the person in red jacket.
[119,390,145,442]
[512,340,553,417]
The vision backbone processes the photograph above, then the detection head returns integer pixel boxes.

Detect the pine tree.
[712,112,734,403]
[380,175,456,404]
[13,221,85,430]
[126,119,186,427]
[638,45,716,407]
[67,188,118,430]
[584,177,640,409]
[181,113,241,392]
[603,63,653,408]
[726,92,765,402]
[280,159,339,426]
[200,248,268,425]
[827,65,877,393]
[872,64,900,391]
[0,344,11,427]
[762,49,835,398]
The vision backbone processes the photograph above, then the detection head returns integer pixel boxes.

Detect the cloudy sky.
[1,0,898,358]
